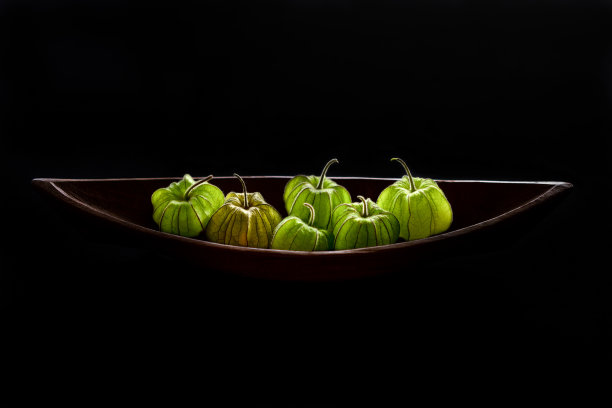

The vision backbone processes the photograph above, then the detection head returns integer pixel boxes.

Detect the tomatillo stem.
[316,158,339,189]
[184,174,214,200]
[391,157,416,192]
[234,173,249,208]
[357,195,369,218]
[303,202,316,227]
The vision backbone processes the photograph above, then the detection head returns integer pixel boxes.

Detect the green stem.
[234,173,249,208]
[391,157,416,192]
[315,158,339,189]
[184,174,214,200]
[303,203,316,227]
[357,195,369,218]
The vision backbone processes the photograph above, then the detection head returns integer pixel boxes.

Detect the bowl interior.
[50,176,557,235]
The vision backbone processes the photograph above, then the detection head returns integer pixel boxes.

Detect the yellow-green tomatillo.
[205,173,283,248]
[376,158,453,241]
[270,203,333,251]
[151,174,225,238]
[331,196,400,250]
[283,158,351,231]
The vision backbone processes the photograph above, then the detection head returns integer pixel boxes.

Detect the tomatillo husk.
[151,174,224,238]
[270,203,333,251]
[283,158,351,231]
[205,173,283,248]
[331,196,400,250]
[376,158,452,241]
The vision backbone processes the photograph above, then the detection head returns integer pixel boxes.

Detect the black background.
[1,0,611,398]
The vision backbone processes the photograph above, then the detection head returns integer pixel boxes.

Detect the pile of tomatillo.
[151,158,453,251]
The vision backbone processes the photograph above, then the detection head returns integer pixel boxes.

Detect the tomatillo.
[151,174,224,238]
[376,158,453,241]
[283,158,351,231]
[331,195,400,250]
[205,173,283,248]
[270,203,333,251]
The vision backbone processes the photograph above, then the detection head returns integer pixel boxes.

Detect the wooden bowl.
[31,176,572,281]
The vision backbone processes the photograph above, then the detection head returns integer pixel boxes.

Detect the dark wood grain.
[31,176,572,281]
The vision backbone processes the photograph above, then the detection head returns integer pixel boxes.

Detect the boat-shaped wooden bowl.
[32,176,572,281]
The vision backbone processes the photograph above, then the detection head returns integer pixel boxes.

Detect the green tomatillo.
[283,158,351,231]
[376,158,453,241]
[205,173,283,248]
[270,203,333,251]
[331,195,400,250]
[151,174,225,238]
